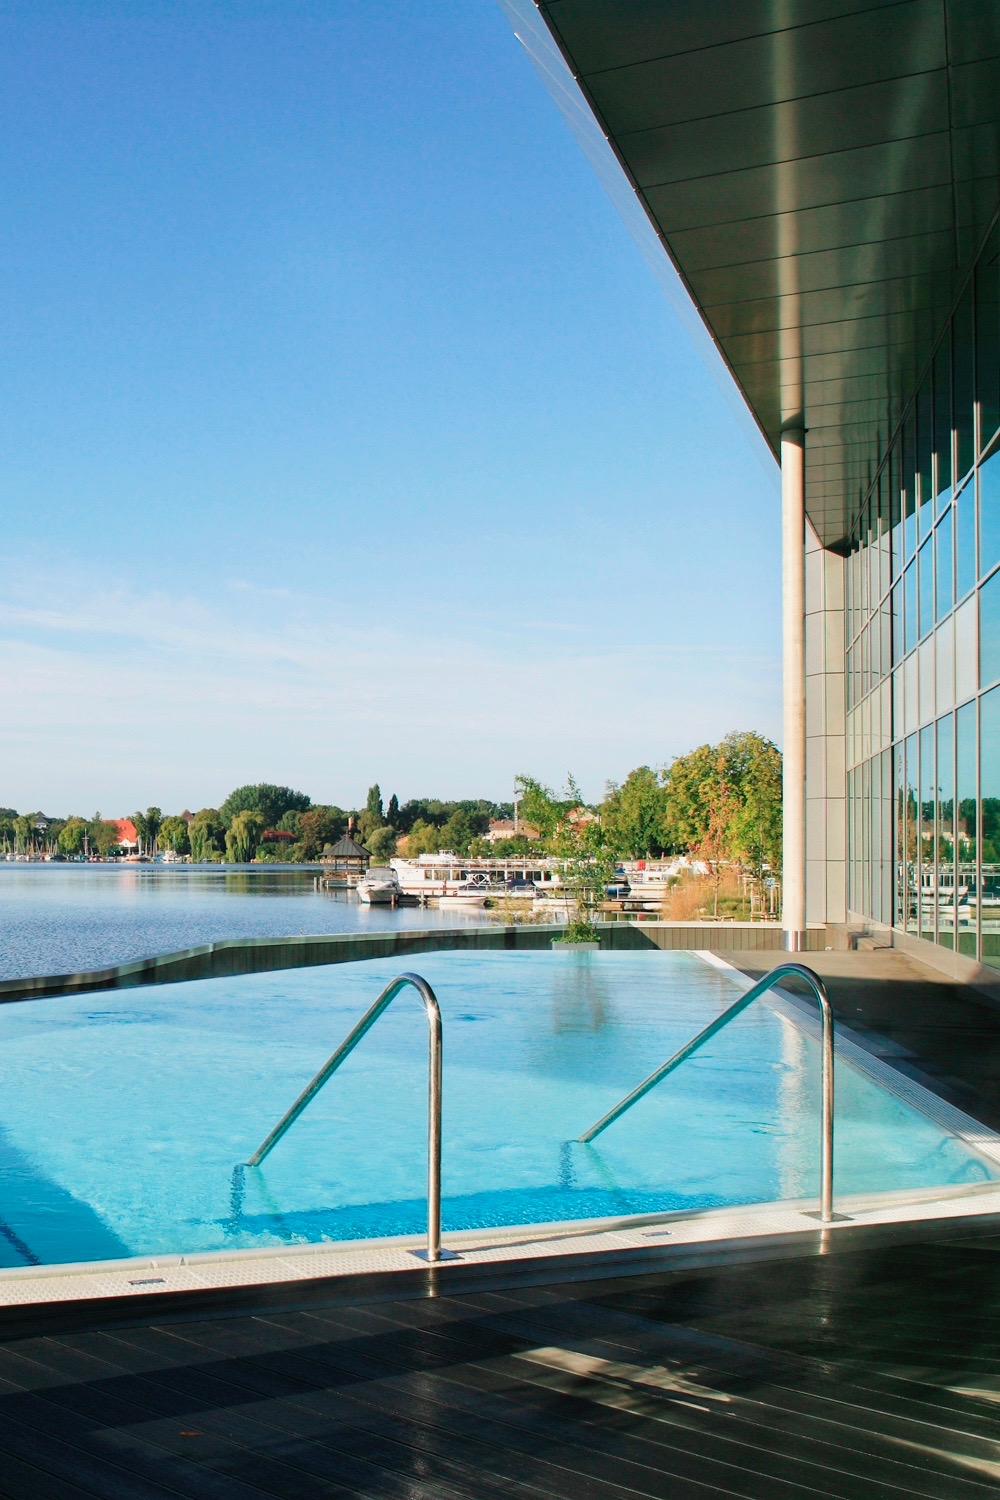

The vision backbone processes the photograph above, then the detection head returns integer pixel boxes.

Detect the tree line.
[1,732,781,871]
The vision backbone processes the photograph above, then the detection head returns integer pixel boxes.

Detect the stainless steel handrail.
[578,961,836,1223]
[246,972,445,1262]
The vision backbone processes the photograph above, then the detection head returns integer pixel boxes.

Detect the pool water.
[0,950,992,1267]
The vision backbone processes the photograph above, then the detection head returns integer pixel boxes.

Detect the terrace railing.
[247,971,446,1262]
[578,961,837,1223]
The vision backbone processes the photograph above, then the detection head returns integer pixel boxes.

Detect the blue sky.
[1,0,781,815]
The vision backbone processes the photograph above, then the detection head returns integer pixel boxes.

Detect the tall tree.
[365,784,384,822]
[386,794,400,827]
[144,806,162,855]
[131,811,149,856]
[601,766,666,858]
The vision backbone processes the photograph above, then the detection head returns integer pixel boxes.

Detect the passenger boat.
[391,853,563,904]
[357,868,403,905]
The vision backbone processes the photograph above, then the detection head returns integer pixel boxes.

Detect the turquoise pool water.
[0,950,992,1267]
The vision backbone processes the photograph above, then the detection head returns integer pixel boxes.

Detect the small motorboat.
[357,868,403,905]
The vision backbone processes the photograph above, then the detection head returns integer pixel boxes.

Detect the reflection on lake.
[0,866,482,981]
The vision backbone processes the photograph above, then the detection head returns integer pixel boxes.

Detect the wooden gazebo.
[320,833,371,887]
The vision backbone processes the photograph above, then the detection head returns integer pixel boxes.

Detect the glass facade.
[847,219,1000,966]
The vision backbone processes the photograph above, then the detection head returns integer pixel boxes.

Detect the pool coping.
[3,946,1000,1310]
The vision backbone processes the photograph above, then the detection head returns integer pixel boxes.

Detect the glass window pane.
[981,568,1000,689]
[919,723,935,939]
[955,476,976,600]
[917,370,933,541]
[904,731,918,933]
[980,442,1000,579]
[977,224,1000,454]
[957,700,977,957]
[891,580,903,667]
[954,284,974,482]
[918,538,934,640]
[934,340,953,511]
[935,509,954,623]
[904,558,916,654]
[980,686,1000,968]
[894,741,905,926]
[936,713,955,949]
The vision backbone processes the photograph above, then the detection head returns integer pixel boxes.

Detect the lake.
[0,865,481,981]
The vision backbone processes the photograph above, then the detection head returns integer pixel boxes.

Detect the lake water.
[0,866,480,981]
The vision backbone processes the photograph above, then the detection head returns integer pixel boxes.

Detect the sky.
[0,0,782,816]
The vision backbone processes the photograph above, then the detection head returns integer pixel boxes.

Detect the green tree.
[88,818,121,856]
[159,815,191,855]
[365,784,383,822]
[13,815,33,854]
[131,811,149,856]
[144,806,162,855]
[601,766,666,858]
[405,819,442,856]
[220,784,310,829]
[386,793,399,826]
[660,743,720,851]
[366,824,397,863]
[189,809,224,862]
[277,809,302,834]
[514,776,563,843]
[57,817,89,856]
[0,816,15,852]
[439,810,474,853]
[721,731,782,875]
[225,810,265,863]
[297,806,346,859]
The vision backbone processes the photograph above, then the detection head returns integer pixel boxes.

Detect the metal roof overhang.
[535,0,1000,549]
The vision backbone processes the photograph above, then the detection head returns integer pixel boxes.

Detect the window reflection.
[957,701,977,958]
[980,568,1000,688]
[980,686,1000,969]
[935,714,955,949]
[935,509,953,623]
[918,538,933,640]
[954,286,974,482]
[919,724,935,939]
[981,446,1000,580]
[933,342,952,513]
[904,559,916,654]
[955,479,976,600]
[904,732,918,934]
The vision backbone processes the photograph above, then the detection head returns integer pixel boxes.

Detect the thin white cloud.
[0,577,780,811]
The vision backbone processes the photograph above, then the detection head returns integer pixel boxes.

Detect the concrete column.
[782,426,807,950]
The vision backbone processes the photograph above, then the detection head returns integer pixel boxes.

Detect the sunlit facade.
[517,0,1000,983]
[847,228,1000,965]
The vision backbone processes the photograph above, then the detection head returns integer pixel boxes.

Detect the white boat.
[357,868,403,905]
[391,853,563,905]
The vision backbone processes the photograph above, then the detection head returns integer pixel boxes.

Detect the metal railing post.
[246,972,445,1262]
[578,961,836,1224]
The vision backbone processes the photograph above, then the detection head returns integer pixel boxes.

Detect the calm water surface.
[0,866,479,980]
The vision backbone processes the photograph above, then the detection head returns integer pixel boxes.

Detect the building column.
[782,426,807,950]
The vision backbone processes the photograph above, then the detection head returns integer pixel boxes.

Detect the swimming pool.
[0,949,992,1267]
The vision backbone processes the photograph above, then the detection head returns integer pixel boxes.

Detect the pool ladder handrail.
[578,961,836,1224]
[247,972,445,1262]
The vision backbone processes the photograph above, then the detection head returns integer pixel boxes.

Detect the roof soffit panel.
[537,0,1000,544]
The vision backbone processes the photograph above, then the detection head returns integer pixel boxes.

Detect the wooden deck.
[0,1216,998,1497]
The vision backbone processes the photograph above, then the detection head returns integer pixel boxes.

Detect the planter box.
[551,940,600,951]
